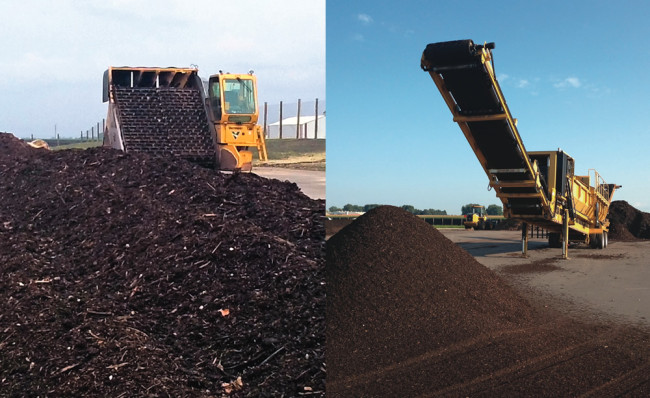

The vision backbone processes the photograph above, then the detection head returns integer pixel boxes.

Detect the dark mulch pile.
[608,200,650,240]
[492,217,522,230]
[0,132,324,396]
[327,205,650,397]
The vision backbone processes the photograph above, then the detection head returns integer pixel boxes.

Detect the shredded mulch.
[608,200,650,240]
[327,205,650,397]
[0,132,324,397]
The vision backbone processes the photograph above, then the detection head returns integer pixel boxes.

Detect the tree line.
[328,203,503,216]
[328,204,447,215]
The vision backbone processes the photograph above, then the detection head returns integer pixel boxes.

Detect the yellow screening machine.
[103,67,267,171]
[420,40,620,257]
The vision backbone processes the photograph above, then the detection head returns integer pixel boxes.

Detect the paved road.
[253,166,325,200]
[441,229,650,327]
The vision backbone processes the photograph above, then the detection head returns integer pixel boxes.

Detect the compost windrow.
[0,133,324,397]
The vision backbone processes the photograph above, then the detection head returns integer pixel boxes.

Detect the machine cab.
[207,73,258,124]
[467,205,485,217]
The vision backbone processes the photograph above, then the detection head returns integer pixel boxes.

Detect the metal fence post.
[279,101,283,139]
[314,98,319,139]
[263,102,268,138]
[296,99,301,139]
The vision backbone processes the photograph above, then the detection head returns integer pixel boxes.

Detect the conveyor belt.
[421,40,549,218]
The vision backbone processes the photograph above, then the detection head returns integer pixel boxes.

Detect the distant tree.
[363,204,382,212]
[342,203,364,212]
[401,205,416,214]
[419,208,447,215]
[486,204,503,215]
[328,206,342,212]
[461,203,481,215]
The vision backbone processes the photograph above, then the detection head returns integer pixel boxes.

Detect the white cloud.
[554,77,582,89]
[0,0,325,136]
[353,33,365,42]
[358,13,373,24]
[517,79,530,88]
[498,73,509,82]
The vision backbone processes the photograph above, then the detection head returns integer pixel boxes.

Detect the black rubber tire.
[590,233,604,249]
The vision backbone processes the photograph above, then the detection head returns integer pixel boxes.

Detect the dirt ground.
[255,154,325,172]
[442,229,650,327]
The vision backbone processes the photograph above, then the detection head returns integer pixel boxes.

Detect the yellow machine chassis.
[421,40,619,257]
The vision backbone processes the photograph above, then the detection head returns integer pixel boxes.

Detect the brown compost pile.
[0,132,324,397]
[327,205,650,397]
[608,200,650,240]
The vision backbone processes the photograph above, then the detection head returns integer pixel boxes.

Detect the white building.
[266,115,326,139]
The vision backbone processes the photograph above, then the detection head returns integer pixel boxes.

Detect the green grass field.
[49,138,325,162]
[252,139,325,160]
[51,141,102,151]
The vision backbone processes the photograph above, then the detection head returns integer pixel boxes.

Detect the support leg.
[562,209,569,259]
[521,222,528,256]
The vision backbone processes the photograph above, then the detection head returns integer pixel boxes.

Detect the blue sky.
[0,0,324,140]
[326,0,650,213]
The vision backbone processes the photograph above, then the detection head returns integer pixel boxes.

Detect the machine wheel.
[548,233,562,248]
[590,233,604,249]
[478,221,485,230]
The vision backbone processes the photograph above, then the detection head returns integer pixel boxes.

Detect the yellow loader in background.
[464,205,492,230]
